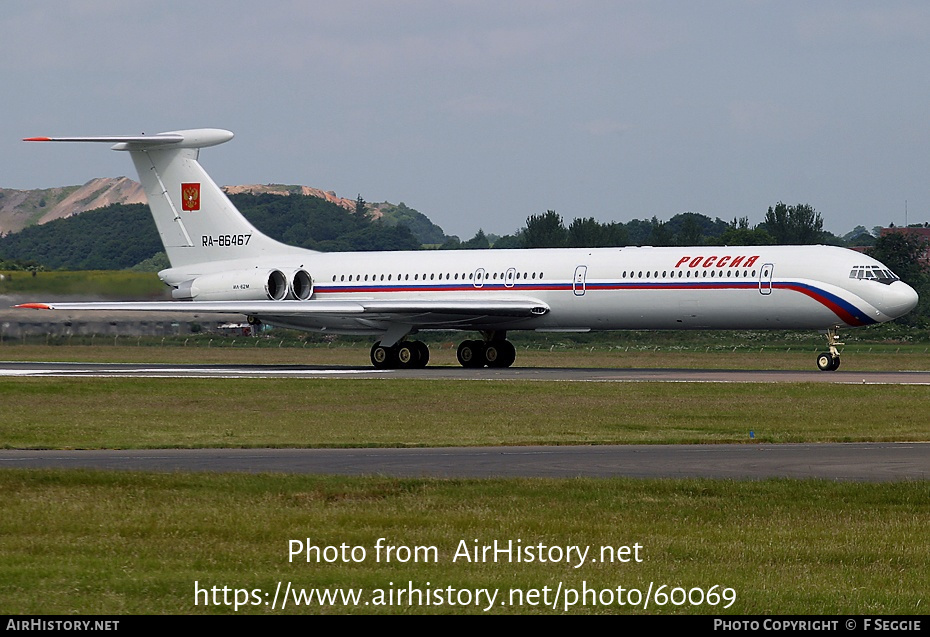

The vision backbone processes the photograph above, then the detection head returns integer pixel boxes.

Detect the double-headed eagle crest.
[181,183,201,211]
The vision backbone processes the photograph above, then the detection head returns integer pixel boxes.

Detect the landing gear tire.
[395,343,417,369]
[370,342,395,369]
[457,340,485,368]
[816,352,840,372]
[486,340,516,368]
[413,340,430,368]
[371,340,429,369]
[457,338,516,368]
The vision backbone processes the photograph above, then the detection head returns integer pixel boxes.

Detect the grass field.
[1,377,929,449]
[0,270,166,298]
[1,471,928,615]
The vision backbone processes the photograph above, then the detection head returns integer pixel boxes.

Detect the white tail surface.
[25,129,307,268]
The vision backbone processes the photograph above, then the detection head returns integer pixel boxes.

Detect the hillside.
[0,178,448,246]
[0,177,145,236]
[0,192,437,270]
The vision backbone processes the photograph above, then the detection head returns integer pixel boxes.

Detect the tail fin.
[24,129,306,268]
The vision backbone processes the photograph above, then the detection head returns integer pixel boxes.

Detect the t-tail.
[24,129,305,268]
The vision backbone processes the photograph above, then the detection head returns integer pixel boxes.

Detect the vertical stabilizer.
[24,129,307,268]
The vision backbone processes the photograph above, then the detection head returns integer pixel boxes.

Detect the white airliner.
[19,128,918,371]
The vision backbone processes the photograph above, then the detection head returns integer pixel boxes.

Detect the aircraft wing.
[15,298,550,322]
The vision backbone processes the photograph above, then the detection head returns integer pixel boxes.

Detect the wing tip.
[14,303,52,310]
[23,137,52,142]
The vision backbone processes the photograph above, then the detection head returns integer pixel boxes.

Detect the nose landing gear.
[816,328,842,371]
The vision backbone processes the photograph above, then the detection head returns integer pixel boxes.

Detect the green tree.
[566,217,602,247]
[674,213,704,246]
[461,229,491,250]
[600,222,629,247]
[866,231,929,285]
[523,210,567,248]
[867,230,930,324]
[760,202,824,244]
[717,217,775,246]
[566,217,628,247]
[647,216,672,246]
[491,233,524,249]
[354,194,369,219]
[623,219,654,245]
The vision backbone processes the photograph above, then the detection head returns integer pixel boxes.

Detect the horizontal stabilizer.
[23,128,233,150]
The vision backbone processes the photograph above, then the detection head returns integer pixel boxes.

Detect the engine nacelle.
[172,269,289,301]
[289,269,314,300]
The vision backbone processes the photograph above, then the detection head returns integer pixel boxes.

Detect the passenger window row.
[331,271,546,283]
[622,269,757,279]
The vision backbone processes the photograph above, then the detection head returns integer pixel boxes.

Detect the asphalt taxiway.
[1,443,927,481]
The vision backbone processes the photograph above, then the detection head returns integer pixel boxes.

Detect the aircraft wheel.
[484,343,501,366]
[413,341,430,368]
[816,352,839,372]
[370,342,395,369]
[457,340,485,368]
[485,340,516,368]
[497,340,516,368]
[395,343,417,369]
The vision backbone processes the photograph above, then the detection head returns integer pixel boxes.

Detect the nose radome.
[882,281,919,318]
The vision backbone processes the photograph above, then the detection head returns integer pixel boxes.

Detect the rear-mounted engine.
[289,269,313,300]
[172,269,289,301]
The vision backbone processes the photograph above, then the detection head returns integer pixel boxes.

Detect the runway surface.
[2,361,927,481]
[2,360,930,383]
[1,443,928,481]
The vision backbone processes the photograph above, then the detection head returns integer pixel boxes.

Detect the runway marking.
[1,362,929,384]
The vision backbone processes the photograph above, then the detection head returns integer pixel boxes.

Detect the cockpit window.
[849,265,899,281]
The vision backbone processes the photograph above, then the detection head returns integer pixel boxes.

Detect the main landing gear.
[369,332,518,370]
[456,332,516,369]
[816,328,842,372]
[370,340,430,369]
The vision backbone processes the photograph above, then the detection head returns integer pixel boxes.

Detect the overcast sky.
[3,1,929,239]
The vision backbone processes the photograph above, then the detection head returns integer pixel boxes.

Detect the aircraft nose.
[882,281,919,318]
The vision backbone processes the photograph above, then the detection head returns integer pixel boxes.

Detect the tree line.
[443,203,876,250]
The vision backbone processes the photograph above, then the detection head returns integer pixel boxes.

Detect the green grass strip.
[0,471,927,614]
[1,378,928,449]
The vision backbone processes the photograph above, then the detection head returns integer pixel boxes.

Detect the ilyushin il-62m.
[19,128,918,371]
